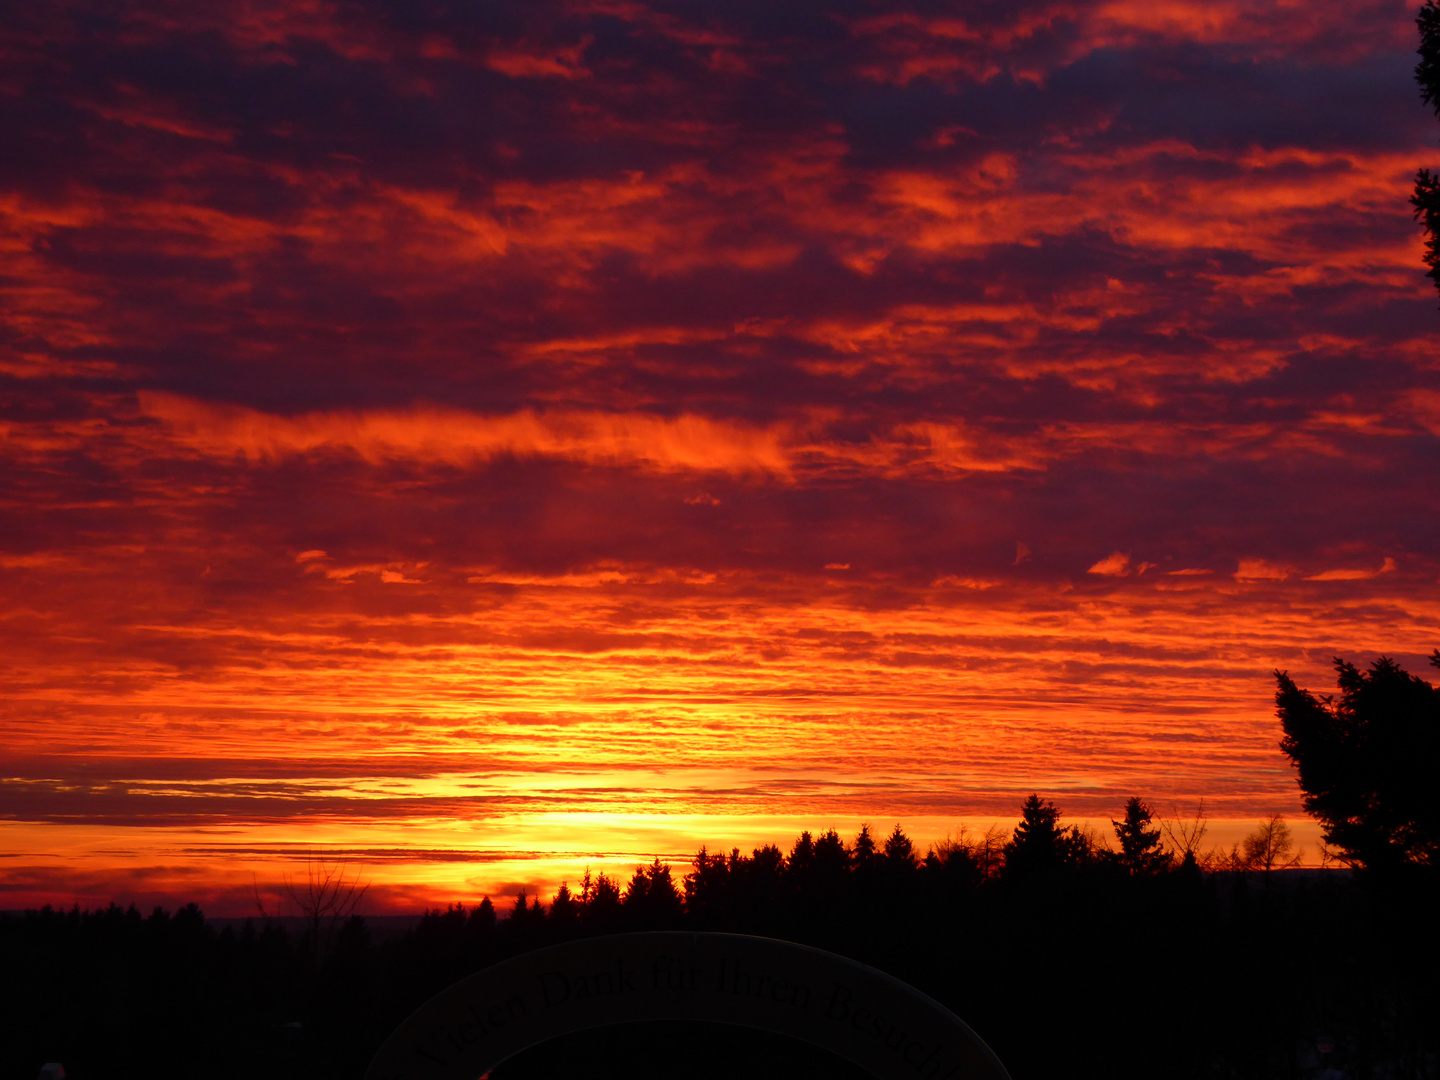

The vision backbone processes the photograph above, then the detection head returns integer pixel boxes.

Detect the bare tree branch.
[1160,799,1209,860]
[279,855,370,956]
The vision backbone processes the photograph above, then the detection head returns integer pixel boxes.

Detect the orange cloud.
[1235,558,1293,582]
[1088,551,1132,576]
[138,392,795,477]
[133,393,1061,480]
[1306,557,1397,581]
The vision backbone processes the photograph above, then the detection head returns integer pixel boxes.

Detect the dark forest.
[5,796,1437,1080]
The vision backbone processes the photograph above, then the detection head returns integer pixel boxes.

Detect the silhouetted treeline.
[4,798,1437,1080]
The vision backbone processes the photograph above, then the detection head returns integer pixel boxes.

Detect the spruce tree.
[1276,654,1440,872]
[1111,797,1169,875]
[1003,794,1077,878]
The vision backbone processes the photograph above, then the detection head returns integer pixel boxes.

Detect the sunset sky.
[4,0,1439,914]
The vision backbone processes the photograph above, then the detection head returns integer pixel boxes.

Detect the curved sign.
[367,932,1011,1080]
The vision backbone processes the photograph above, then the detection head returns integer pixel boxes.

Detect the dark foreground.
[4,863,1437,1080]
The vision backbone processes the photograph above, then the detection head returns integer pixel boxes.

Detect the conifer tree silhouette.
[582,869,623,930]
[881,824,919,895]
[1276,653,1440,872]
[548,882,579,933]
[788,830,815,878]
[882,823,916,866]
[1003,794,1082,878]
[622,857,683,927]
[851,823,878,872]
[812,828,849,884]
[682,846,729,924]
[1111,797,1170,875]
[467,895,497,950]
